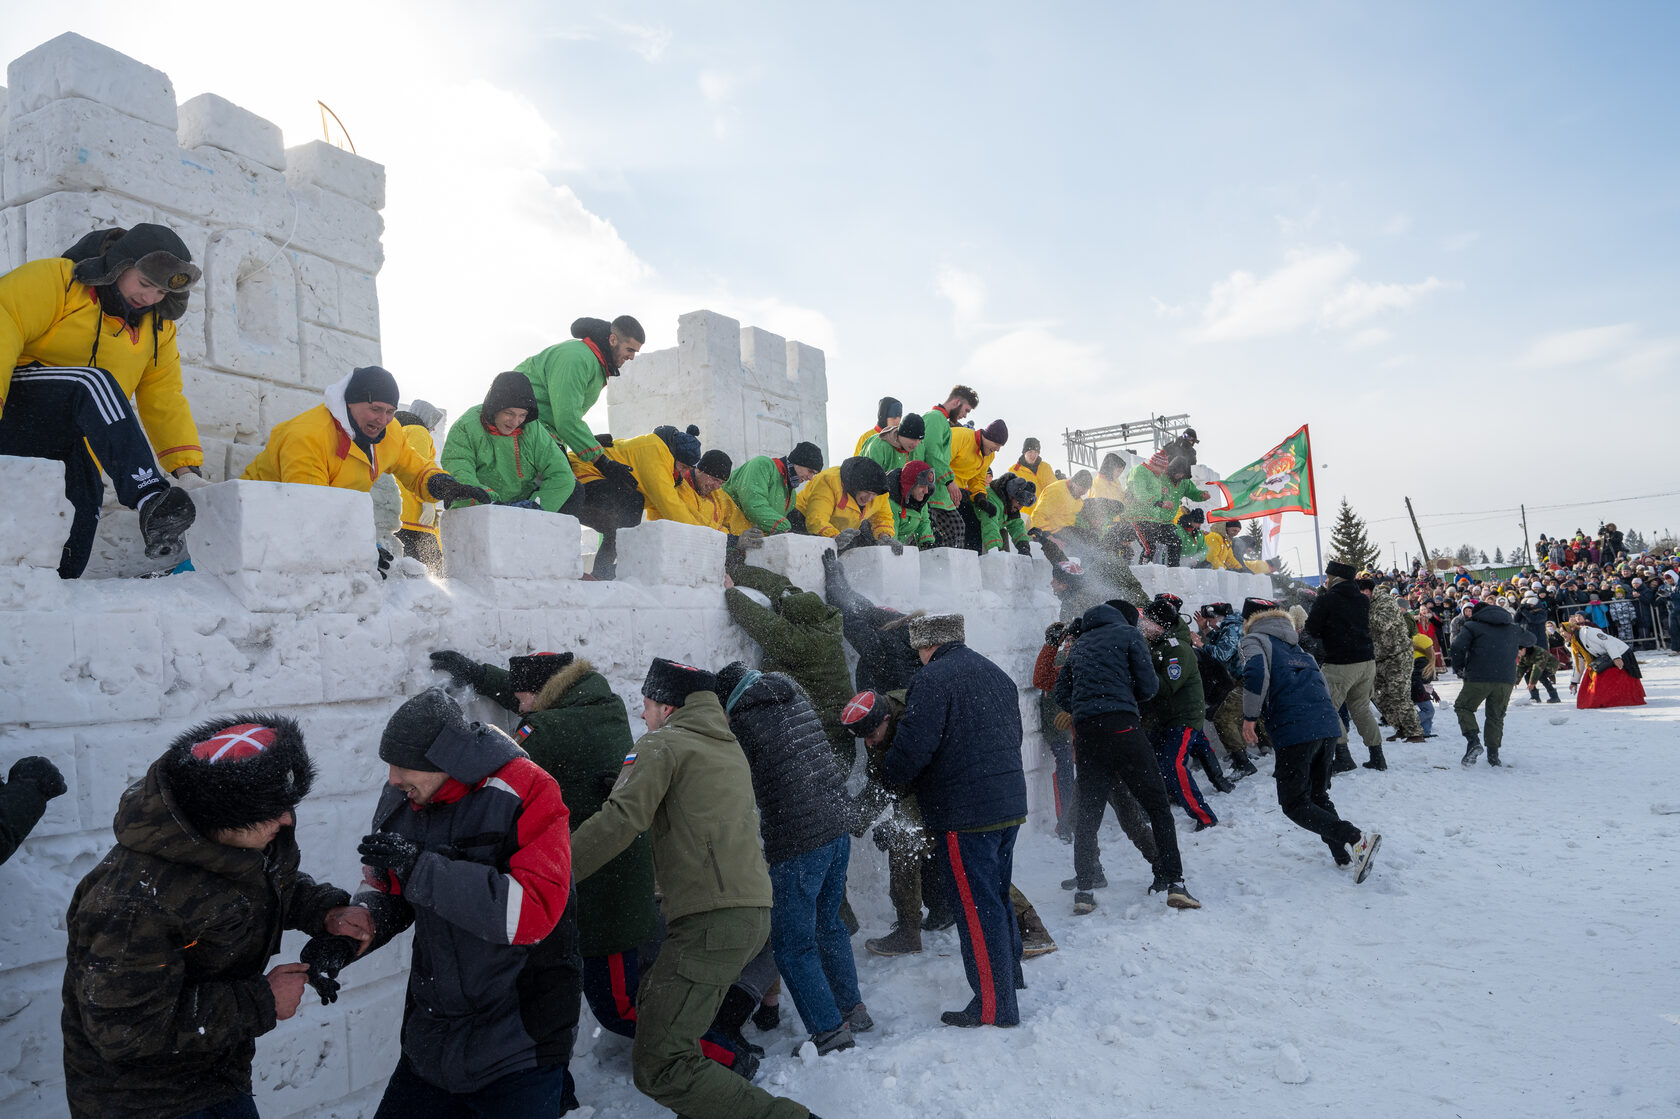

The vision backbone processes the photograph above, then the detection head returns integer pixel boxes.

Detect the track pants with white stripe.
[0,365,172,577]
[935,825,1024,1026]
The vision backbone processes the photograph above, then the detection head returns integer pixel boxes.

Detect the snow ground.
[567,657,1680,1119]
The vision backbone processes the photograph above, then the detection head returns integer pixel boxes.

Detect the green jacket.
[861,432,911,476]
[479,658,655,958]
[723,454,797,533]
[515,339,608,461]
[0,774,48,865]
[977,481,1031,554]
[920,406,958,510]
[890,495,933,548]
[62,764,349,1119]
[1144,620,1206,728]
[439,406,577,511]
[570,691,773,922]
[725,565,856,770]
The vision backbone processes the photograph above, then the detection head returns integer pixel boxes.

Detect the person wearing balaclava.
[242,364,492,511]
[0,223,212,577]
[392,399,448,570]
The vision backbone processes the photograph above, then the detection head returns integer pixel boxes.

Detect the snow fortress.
[0,35,1273,1119]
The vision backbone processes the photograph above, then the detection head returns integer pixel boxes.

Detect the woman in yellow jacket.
[243,366,489,511]
[0,225,207,577]
[1202,520,1247,571]
[795,456,896,543]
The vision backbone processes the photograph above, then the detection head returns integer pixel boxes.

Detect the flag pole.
[1312,514,1324,579]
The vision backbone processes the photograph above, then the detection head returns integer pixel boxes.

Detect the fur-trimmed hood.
[531,657,599,713]
[1244,608,1300,645]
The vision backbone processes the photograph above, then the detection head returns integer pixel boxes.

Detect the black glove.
[973,494,998,518]
[8,756,67,800]
[595,433,615,448]
[376,544,393,577]
[1045,622,1067,647]
[429,650,483,688]
[498,498,541,510]
[427,473,494,505]
[597,458,637,488]
[1016,539,1033,556]
[833,528,862,553]
[299,934,361,1005]
[358,831,421,886]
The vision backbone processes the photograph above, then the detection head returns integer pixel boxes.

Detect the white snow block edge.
[616,518,725,588]
[442,504,583,582]
[6,32,177,129]
[178,92,285,170]
[186,479,375,576]
[0,455,74,568]
[920,547,981,597]
[754,531,834,594]
[838,545,922,608]
[285,140,386,210]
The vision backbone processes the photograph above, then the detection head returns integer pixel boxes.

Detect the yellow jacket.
[1202,529,1245,571]
[567,432,701,524]
[854,425,887,456]
[671,481,750,534]
[1090,471,1125,502]
[948,427,996,498]
[1008,459,1057,519]
[397,422,440,537]
[795,466,895,538]
[0,257,202,472]
[1031,478,1085,535]
[242,374,444,496]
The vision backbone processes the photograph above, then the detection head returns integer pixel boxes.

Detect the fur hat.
[841,690,890,738]
[1143,593,1182,630]
[161,714,314,835]
[876,397,903,426]
[839,456,889,498]
[655,424,703,467]
[908,613,965,649]
[697,449,733,481]
[1106,598,1141,626]
[982,419,1009,446]
[509,651,574,693]
[895,412,926,440]
[1001,474,1036,509]
[379,687,469,773]
[1325,560,1357,581]
[899,459,934,501]
[787,442,825,473]
[482,371,539,424]
[344,365,401,407]
[1241,596,1280,620]
[643,658,718,707]
[63,224,201,321]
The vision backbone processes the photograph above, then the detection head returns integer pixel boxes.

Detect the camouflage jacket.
[61,762,349,1119]
[1367,591,1417,665]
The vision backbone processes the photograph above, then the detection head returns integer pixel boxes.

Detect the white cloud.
[606,19,673,62]
[1320,276,1445,328]
[959,326,1108,389]
[1275,207,1321,237]
[1518,323,1640,368]
[936,266,987,332]
[1346,328,1392,350]
[1192,245,1447,343]
[699,70,738,103]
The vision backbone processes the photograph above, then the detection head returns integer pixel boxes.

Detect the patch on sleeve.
[515,723,533,743]
[612,752,637,791]
[1167,658,1182,680]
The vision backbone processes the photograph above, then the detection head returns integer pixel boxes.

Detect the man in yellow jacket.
[1028,470,1091,538]
[949,419,1008,551]
[392,399,446,571]
[1202,520,1247,572]
[1007,438,1056,524]
[243,366,490,512]
[853,396,902,456]
[795,456,897,548]
[0,225,208,577]
[667,449,749,535]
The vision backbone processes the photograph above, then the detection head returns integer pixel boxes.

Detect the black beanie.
[345,365,401,407]
[161,714,314,835]
[787,442,824,473]
[378,687,466,773]
[643,658,718,707]
[1326,561,1357,581]
[509,652,574,693]
[482,371,539,423]
[876,396,902,427]
[840,690,890,738]
[895,412,925,440]
[839,456,889,498]
[655,424,703,467]
[1106,599,1142,626]
[697,449,733,481]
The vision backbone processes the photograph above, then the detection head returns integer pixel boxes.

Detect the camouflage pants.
[1374,655,1423,737]
[1210,689,1270,755]
[1519,647,1557,687]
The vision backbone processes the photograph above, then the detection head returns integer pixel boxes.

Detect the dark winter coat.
[62,763,350,1119]
[1303,579,1376,664]
[1054,602,1160,723]
[478,657,655,959]
[884,642,1027,832]
[356,722,578,1095]
[1515,602,1549,647]
[824,555,922,693]
[1143,619,1206,729]
[1238,610,1344,748]
[0,772,49,865]
[1449,603,1537,685]
[720,670,849,865]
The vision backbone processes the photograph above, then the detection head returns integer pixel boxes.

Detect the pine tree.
[1494,547,1504,563]
[1454,543,1477,565]
[1327,497,1381,573]
[1478,550,1489,564]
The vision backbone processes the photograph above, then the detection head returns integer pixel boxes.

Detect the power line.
[1366,488,1680,525]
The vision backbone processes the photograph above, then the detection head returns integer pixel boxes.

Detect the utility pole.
[1405,497,1430,570]
[1520,504,1531,567]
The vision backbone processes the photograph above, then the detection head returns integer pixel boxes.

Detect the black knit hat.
[982,418,1009,445]
[697,449,733,481]
[1325,561,1357,581]
[1241,596,1280,620]
[509,651,574,693]
[161,714,314,835]
[787,442,825,473]
[64,224,201,321]
[345,365,401,407]
[1106,599,1142,626]
[655,424,703,467]
[1022,437,1041,453]
[378,687,467,773]
[895,412,926,440]
[839,456,889,498]
[643,658,718,706]
[482,371,539,423]
[841,690,890,737]
[876,397,903,426]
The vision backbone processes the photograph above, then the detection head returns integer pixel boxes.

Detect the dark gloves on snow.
[427,473,494,505]
[740,527,766,549]
[972,494,998,518]
[1016,539,1033,556]
[7,756,67,800]
[833,528,862,553]
[498,499,541,510]
[1044,622,1067,647]
[300,934,362,1005]
[429,650,484,689]
[597,458,637,488]
[376,544,393,578]
[877,535,905,555]
[358,831,420,887]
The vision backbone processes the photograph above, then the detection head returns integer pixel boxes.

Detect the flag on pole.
[1207,424,1317,521]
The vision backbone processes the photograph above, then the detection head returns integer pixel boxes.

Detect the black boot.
[1227,749,1259,779]
[1486,744,1502,767]
[712,986,765,1057]
[1362,743,1388,771]
[1332,740,1357,774]
[138,487,196,561]
[1461,736,1483,767]
[1200,750,1236,793]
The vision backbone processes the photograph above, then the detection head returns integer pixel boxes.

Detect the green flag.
[1208,425,1317,521]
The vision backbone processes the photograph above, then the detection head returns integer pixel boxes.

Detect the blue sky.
[5,2,1677,567]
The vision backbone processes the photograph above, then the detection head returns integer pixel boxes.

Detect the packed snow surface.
[560,659,1680,1118]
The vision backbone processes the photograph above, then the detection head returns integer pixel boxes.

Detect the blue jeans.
[767,834,860,1035]
[373,1056,576,1118]
[1416,700,1434,736]
[177,1097,259,1119]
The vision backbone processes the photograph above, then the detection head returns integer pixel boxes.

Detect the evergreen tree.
[1625,528,1647,552]
[1478,550,1490,564]
[1454,543,1477,565]
[1243,520,1264,552]
[1494,547,1504,563]
[1327,497,1382,573]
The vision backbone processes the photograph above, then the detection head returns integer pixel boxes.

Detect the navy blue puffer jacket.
[1053,602,1160,722]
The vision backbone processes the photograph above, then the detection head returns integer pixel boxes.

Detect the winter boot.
[751,1000,780,1032]
[712,986,764,1057]
[1331,740,1358,774]
[1542,679,1561,703]
[1349,831,1382,884]
[1486,744,1502,767]
[921,904,956,932]
[1149,876,1202,909]
[845,1003,875,1033]
[802,1025,856,1056]
[731,1047,760,1082]
[1528,687,1541,703]
[865,923,923,957]
[1200,751,1236,793]
[138,487,196,561]
[1461,736,1483,767]
[1018,905,1058,956]
[1061,869,1107,891]
[1072,891,1097,915]
[1227,748,1259,779]
[1362,744,1388,771]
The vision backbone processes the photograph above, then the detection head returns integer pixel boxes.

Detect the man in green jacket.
[723,442,824,535]
[859,411,924,475]
[1139,595,1224,829]
[570,659,816,1119]
[919,385,978,547]
[438,370,579,513]
[516,315,643,466]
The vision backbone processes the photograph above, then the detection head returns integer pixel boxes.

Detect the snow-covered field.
[567,657,1680,1119]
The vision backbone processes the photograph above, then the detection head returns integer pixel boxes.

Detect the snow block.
[20,189,155,264]
[299,320,382,390]
[838,545,921,608]
[179,364,262,440]
[285,140,387,210]
[203,228,302,381]
[6,33,177,130]
[188,480,373,575]
[0,455,73,568]
[442,504,584,585]
[979,549,1035,595]
[755,532,834,594]
[178,92,284,170]
[920,547,981,600]
[617,518,726,588]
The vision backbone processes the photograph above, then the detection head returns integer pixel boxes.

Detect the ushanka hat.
[1325,560,1357,581]
[841,690,890,737]
[643,658,718,706]
[161,714,314,834]
[63,224,201,321]
[1241,596,1280,620]
[509,651,574,693]
[908,613,965,649]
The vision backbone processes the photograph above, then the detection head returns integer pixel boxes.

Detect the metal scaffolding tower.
[1061,413,1192,470]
